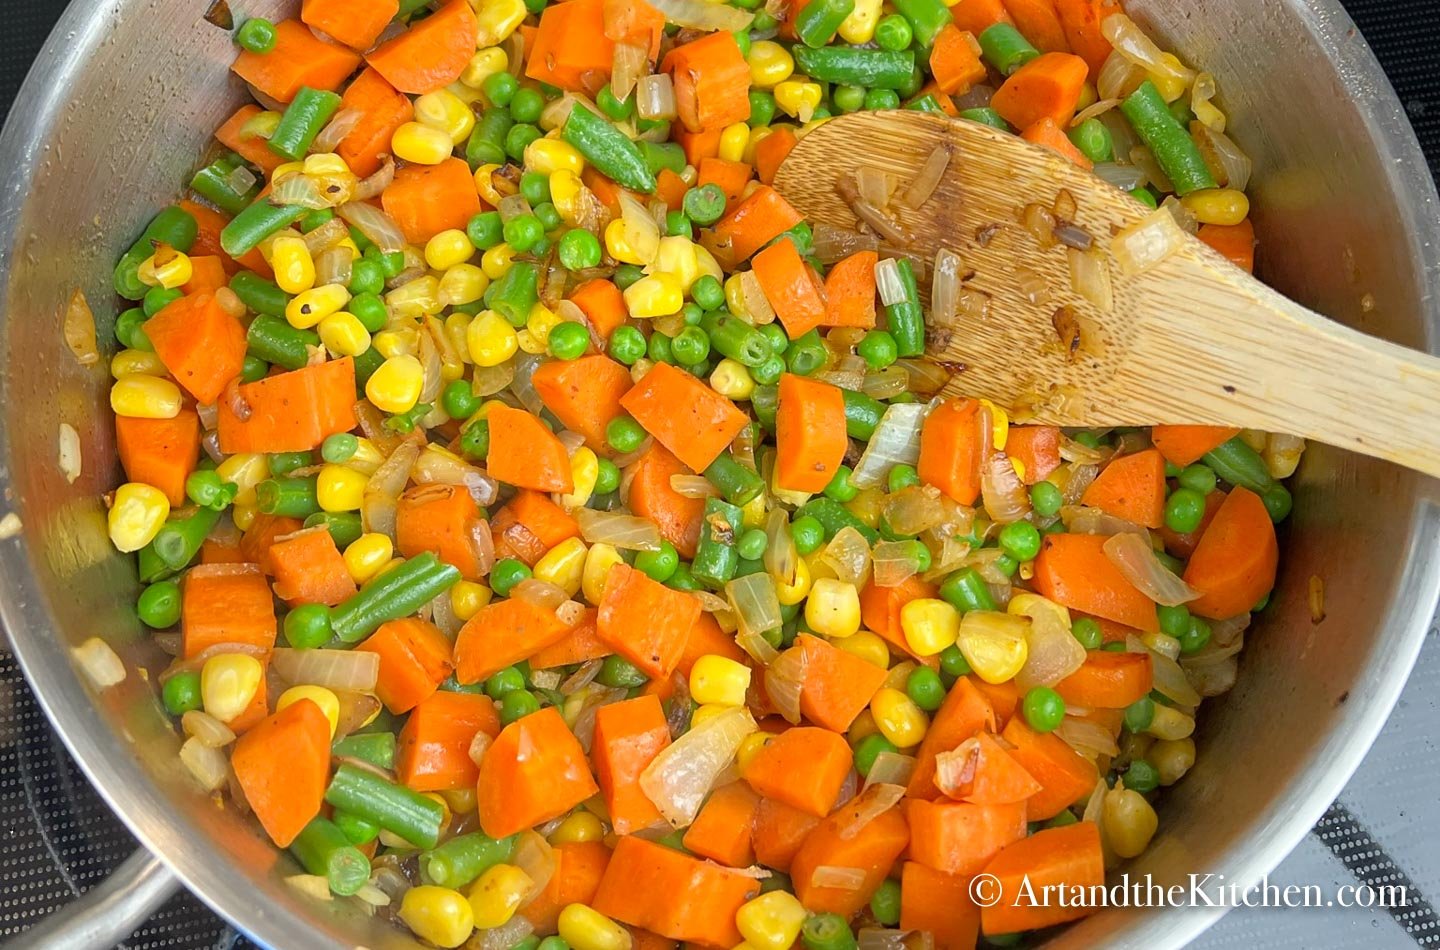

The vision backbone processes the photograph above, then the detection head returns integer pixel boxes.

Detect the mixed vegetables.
[85,0,1300,945]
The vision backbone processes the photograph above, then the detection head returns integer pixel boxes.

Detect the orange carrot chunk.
[1053,0,1121,75]
[453,596,576,684]
[1021,117,1094,168]
[904,798,1029,876]
[752,797,821,873]
[930,25,989,95]
[568,278,630,343]
[900,862,982,950]
[181,563,277,659]
[395,484,487,580]
[675,127,723,167]
[486,403,576,493]
[796,633,888,732]
[935,731,1043,804]
[950,0,1014,34]
[230,699,332,848]
[240,514,305,576]
[619,362,749,475]
[592,836,761,946]
[1032,533,1159,631]
[216,357,358,454]
[752,239,827,340]
[992,52,1089,129]
[477,707,600,838]
[713,186,805,262]
[662,32,752,133]
[1198,219,1257,273]
[627,442,706,558]
[821,250,878,329]
[908,676,997,799]
[356,617,454,713]
[533,355,633,451]
[396,691,501,792]
[232,19,361,104]
[302,0,398,51]
[337,68,414,178]
[531,608,612,669]
[1080,447,1167,528]
[1004,0,1071,51]
[683,781,762,867]
[754,126,799,185]
[490,489,581,565]
[1000,717,1098,820]
[1150,424,1242,468]
[144,293,247,404]
[382,157,483,245]
[526,0,617,92]
[698,157,754,208]
[115,411,200,507]
[521,840,614,935]
[1182,486,1278,619]
[268,525,357,607]
[182,255,228,297]
[744,727,853,817]
[918,397,983,506]
[775,374,848,493]
[364,0,476,94]
[791,787,911,918]
[1054,650,1153,708]
[596,562,701,680]
[860,575,939,658]
[979,822,1105,935]
[592,695,672,834]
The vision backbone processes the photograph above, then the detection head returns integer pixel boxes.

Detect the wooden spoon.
[772,109,1440,477]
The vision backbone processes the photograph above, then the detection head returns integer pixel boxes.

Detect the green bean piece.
[332,810,380,846]
[703,452,766,507]
[422,833,517,889]
[802,913,857,950]
[786,329,829,376]
[304,510,364,549]
[1068,117,1114,164]
[466,108,515,169]
[485,261,540,327]
[639,141,687,176]
[114,205,199,300]
[691,497,744,589]
[699,311,770,367]
[750,384,779,429]
[220,200,306,258]
[959,107,1011,131]
[190,155,261,215]
[889,0,952,46]
[331,731,397,770]
[137,542,174,584]
[883,258,925,357]
[255,475,320,518]
[795,0,855,47]
[1120,81,1217,196]
[841,389,885,441]
[905,95,947,115]
[290,816,371,896]
[324,763,445,850]
[561,104,656,193]
[269,87,342,161]
[151,507,221,572]
[978,22,1040,75]
[331,552,462,643]
[794,497,880,544]
[230,271,290,318]
[1202,437,1274,494]
[939,567,998,613]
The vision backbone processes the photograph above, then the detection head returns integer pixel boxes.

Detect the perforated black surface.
[0,1,1436,948]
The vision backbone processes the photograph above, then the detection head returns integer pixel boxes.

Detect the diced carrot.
[713,186,804,262]
[1150,424,1241,467]
[774,374,848,493]
[592,695,671,834]
[950,0,1013,34]
[792,786,911,918]
[684,782,761,867]
[486,403,575,493]
[181,563,277,659]
[1054,0,1121,75]
[1080,447,1166,528]
[917,81,961,116]
[860,575,939,658]
[232,19,361,103]
[182,255,228,297]
[337,68,414,178]
[1032,533,1159,631]
[627,442,706,559]
[144,293,247,404]
[677,611,747,678]
[226,667,271,734]
[751,239,826,340]
[905,798,1028,876]
[240,514,304,576]
[217,357,358,454]
[596,562,700,680]
[970,676,1019,727]
[522,841,613,935]
[744,727,852,817]
[395,484,486,579]
[1159,487,1225,558]
[531,608,611,669]
[396,691,501,792]
[1005,425,1062,485]
[382,157,483,245]
[661,32,752,133]
[230,699,332,847]
[919,398,983,505]
[357,618,454,714]
[796,633,887,732]
[592,836,761,947]
[302,0,397,51]
[1000,717,1097,820]
[901,863,982,950]
[453,597,576,684]
[1004,0,1070,51]
[1182,486,1278,619]
[215,105,286,175]
[268,525,356,607]
[490,489,581,565]
[655,168,690,211]
[752,797,821,872]
[698,157,754,209]
[936,732,1042,804]
[675,127,723,167]
[1086,614,1142,645]
[200,539,246,564]
[583,166,628,214]
[979,822,1105,934]
[821,250,878,329]
[620,362,749,474]
[568,278,629,343]
[930,25,989,95]
[908,677,997,799]
[533,355,633,451]
[364,0,475,93]
[526,0,615,92]
[602,0,666,55]
[115,411,199,507]
[477,707,600,838]
[1054,650,1152,708]
[754,126,798,186]
[1198,219,1257,273]
[1021,115,1094,169]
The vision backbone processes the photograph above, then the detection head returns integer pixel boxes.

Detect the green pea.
[1022,686,1066,733]
[283,603,334,649]
[665,209,692,237]
[939,643,971,678]
[485,666,527,699]
[597,84,634,120]
[635,540,680,583]
[1164,487,1207,533]
[1071,617,1103,650]
[1030,480,1063,517]
[886,463,920,493]
[348,258,384,295]
[548,321,591,360]
[994,553,1019,578]
[235,16,277,53]
[790,515,825,555]
[241,355,269,382]
[349,292,388,333]
[906,666,945,712]
[833,84,867,114]
[503,213,544,252]
[751,354,785,385]
[1123,696,1155,732]
[870,879,902,926]
[533,202,562,233]
[1177,463,1217,495]
[853,733,898,777]
[1178,616,1212,654]
[137,581,182,628]
[606,416,646,453]
[483,71,519,108]
[857,329,897,369]
[691,275,725,311]
[824,465,859,503]
[1156,604,1191,639]
[553,228,601,272]
[593,458,621,496]
[1262,483,1292,522]
[500,689,541,724]
[441,379,481,420]
[186,469,235,510]
[748,90,777,128]
[737,528,768,562]
[520,171,551,205]
[608,325,647,366]
[671,326,711,366]
[505,123,543,162]
[1125,758,1160,794]
[875,14,913,50]
[115,308,152,351]
[143,286,182,317]
[460,420,490,459]
[598,655,648,688]
[467,210,504,250]
[997,520,1042,562]
[864,88,901,110]
[162,671,203,716]
[491,558,532,596]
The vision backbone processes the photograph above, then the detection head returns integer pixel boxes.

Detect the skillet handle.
[2,848,180,950]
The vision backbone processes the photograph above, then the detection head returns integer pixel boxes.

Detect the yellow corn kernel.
[1011,458,1027,482]
[474,163,506,207]
[690,655,752,706]
[735,731,773,777]
[526,302,562,346]
[317,311,372,357]
[550,169,586,224]
[392,121,455,165]
[451,580,493,621]
[718,122,751,163]
[436,264,488,309]
[387,275,443,320]
[746,41,795,89]
[623,273,684,318]
[774,554,812,606]
[653,236,701,292]
[442,786,478,816]
[373,328,417,360]
[302,151,351,176]
[837,0,883,43]
[773,81,823,120]
[107,483,170,552]
[743,126,774,165]
[805,578,862,639]
[534,536,588,597]
[270,235,316,294]
[216,452,270,506]
[847,708,880,745]
[805,550,837,583]
[1103,786,1158,858]
[740,494,768,532]
[110,348,167,379]
[956,610,1029,684]
[1007,592,1071,628]
[560,447,600,510]
[276,685,341,737]
[285,283,351,329]
[344,532,395,584]
[900,598,961,657]
[1148,53,1189,103]
[366,354,425,414]
[603,219,647,266]
[475,0,526,45]
[709,358,755,400]
[110,376,182,419]
[978,398,1009,451]
[137,250,193,289]
[200,653,264,723]
[582,543,625,605]
[549,810,605,845]
[525,138,586,176]
[1145,704,1196,741]
[467,864,533,929]
[736,891,807,950]
[461,47,509,88]
[693,242,724,284]
[559,904,633,950]
[515,328,543,355]
[416,89,477,145]
[401,885,475,949]
[317,463,370,512]
[1179,188,1250,227]
[870,687,929,748]
[481,243,517,280]
[1150,737,1196,786]
[1076,81,1098,112]
[465,311,519,367]
[426,229,476,271]
[231,503,257,531]
[1142,631,1181,661]
[834,630,890,669]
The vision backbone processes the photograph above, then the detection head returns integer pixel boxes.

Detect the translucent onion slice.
[764,644,808,724]
[1102,532,1200,606]
[1112,205,1186,276]
[573,508,663,551]
[850,403,927,489]
[639,705,756,826]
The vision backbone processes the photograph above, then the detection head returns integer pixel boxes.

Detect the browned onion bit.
[204,0,234,29]
[1053,222,1094,251]
[837,176,911,246]
[1052,306,1083,361]
[900,144,953,210]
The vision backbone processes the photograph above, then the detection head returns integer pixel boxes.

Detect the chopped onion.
[472,915,535,950]
[556,599,586,627]
[636,74,677,121]
[835,783,906,840]
[62,289,99,367]
[313,107,362,153]
[763,507,798,588]
[816,353,867,392]
[1056,716,1119,759]
[609,41,647,100]
[73,637,125,689]
[619,192,661,266]
[855,167,893,208]
[182,710,236,748]
[561,659,605,695]
[900,145,951,210]
[821,526,873,587]
[180,736,229,791]
[1101,14,1194,87]
[883,486,947,537]
[895,359,949,397]
[812,222,879,263]
[861,366,910,400]
[354,156,395,201]
[469,730,493,769]
[472,360,516,398]
[930,248,963,327]
[981,453,1030,524]
[1067,246,1114,312]
[301,216,349,257]
[1059,504,1145,536]
[740,270,778,325]
[272,647,380,692]
[412,446,499,508]
[1129,146,1174,194]
[514,578,570,610]
[361,440,420,539]
[57,422,82,484]
[158,639,267,683]
[875,258,907,307]
[863,753,915,791]
[1190,71,1225,131]
[574,507,662,551]
[765,645,808,724]
[850,403,927,489]
[670,474,720,499]
[272,173,329,209]
[648,0,754,29]
[640,704,756,826]
[498,193,534,223]
[1096,49,1146,102]
[1146,643,1202,706]
[512,831,557,908]
[1071,97,1123,128]
[1112,205,1186,276]
[1093,162,1146,192]
[871,540,920,589]
[1192,122,1252,192]
[728,572,781,641]
[284,874,333,901]
[354,883,391,907]
[1103,532,1199,606]
[812,866,867,890]
[1012,596,1085,690]
[337,201,406,253]
[840,179,910,245]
